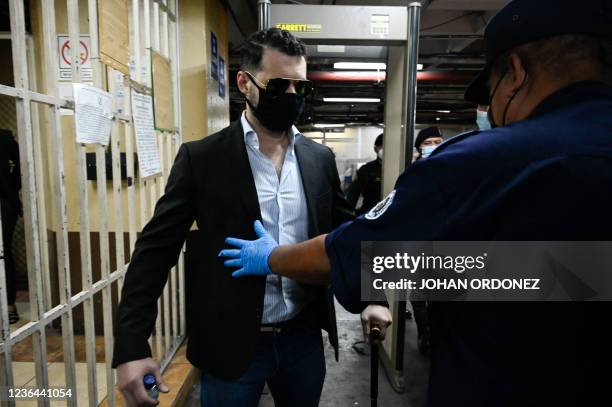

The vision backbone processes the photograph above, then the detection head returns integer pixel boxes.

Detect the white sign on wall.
[73,83,113,146]
[57,34,93,82]
[131,89,162,178]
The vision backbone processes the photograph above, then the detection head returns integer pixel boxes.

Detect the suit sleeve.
[112,144,196,367]
[328,149,355,228]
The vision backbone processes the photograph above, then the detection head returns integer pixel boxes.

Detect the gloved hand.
[219,220,278,277]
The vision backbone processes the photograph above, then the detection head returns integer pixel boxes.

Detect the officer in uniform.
[221,0,612,405]
[413,126,444,161]
[347,133,383,215]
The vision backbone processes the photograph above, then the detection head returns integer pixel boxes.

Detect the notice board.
[151,51,174,132]
[99,0,130,75]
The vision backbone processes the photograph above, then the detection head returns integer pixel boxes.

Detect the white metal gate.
[0,0,185,406]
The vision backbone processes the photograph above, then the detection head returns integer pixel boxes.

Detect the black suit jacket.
[113,120,354,380]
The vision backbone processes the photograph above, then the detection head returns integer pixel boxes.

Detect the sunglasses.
[244,71,314,98]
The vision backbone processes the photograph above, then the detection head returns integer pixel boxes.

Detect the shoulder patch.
[365,190,396,220]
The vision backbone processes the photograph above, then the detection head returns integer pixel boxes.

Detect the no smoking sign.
[57,34,93,81]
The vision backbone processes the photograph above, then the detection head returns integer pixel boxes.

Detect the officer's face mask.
[420,145,438,159]
[377,148,384,160]
[243,71,305,132]
[487,66,528,128]
[487,69,507,128]
[476,110,492,131]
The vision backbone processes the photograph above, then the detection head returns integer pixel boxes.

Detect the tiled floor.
[7,290,177,406]
[6,293,430,406]
[11,362,108,406]
[9,292,111,406]
[11,332,109,364]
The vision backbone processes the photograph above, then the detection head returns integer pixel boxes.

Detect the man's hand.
[361,305,393,345]
[219,220,278,277]
[116,357,169,406]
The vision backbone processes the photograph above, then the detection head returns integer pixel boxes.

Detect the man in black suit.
[113,29,355,406]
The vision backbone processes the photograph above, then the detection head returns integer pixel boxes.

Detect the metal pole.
[402,2,422,168]
[377,2,421,394]
[370,327,382,407]
[258,0,271,30]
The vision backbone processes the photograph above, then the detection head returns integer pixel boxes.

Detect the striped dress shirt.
[241,112,317,324]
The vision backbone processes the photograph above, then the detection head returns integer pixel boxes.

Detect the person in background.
[0,129,21,324]
[347,133,383,215]
[414,127,444,161]
[476,105,491,130]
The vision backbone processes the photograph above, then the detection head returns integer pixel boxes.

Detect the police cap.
[465,0,612,105]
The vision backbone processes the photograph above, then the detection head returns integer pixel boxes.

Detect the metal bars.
[0,0,186,406]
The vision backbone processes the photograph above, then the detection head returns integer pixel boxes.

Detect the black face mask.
[487,68,507,129]
[487,67,528,128]
[245,75,305,132]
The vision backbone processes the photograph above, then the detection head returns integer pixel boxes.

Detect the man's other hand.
[116,357,169,406]
[361,304,393,345]
[219,220,278,277]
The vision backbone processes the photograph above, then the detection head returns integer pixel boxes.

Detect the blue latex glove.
[219,220,278,277]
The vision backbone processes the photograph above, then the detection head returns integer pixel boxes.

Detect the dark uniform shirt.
[346,158,382,215]
[325,81,612,406]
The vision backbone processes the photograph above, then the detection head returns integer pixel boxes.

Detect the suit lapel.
[224,120,262,226]
[295,138,319,238]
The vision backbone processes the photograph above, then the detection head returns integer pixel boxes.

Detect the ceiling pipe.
[307,71,476,82]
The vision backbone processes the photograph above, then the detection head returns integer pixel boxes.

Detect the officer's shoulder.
[431,127,518,159]
[434,130,480,152]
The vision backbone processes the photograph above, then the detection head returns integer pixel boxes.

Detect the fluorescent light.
[314,123,345,128]
[334,62,386,70]
[437,110,451,114]
[417,64,424,70]
[323,97,381,103]
[436,117,441,121]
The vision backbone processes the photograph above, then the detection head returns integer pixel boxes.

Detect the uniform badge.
[365,190,396,220]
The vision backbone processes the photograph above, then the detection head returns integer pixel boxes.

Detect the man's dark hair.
[375,134,383,147]
[240,28,307,72]
[492,34,612,84]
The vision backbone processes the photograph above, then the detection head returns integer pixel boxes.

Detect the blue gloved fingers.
[218,249,241,258]
[225,237,250,248]
[231,268,246,278]
[253,220,268,238]
[224,258,242,268]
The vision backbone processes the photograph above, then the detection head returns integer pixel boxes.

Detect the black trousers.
[1,199,17,305]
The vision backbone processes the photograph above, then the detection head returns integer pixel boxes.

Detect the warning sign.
[58,35,93,82]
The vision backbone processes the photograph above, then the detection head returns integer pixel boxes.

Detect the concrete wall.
[304,127,384,180]
[179,0,230,142]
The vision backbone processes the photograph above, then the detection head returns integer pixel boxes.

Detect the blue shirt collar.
[241,111,301,156]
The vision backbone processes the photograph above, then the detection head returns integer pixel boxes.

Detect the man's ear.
[506,53,528,93]
[237,71,249,95]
